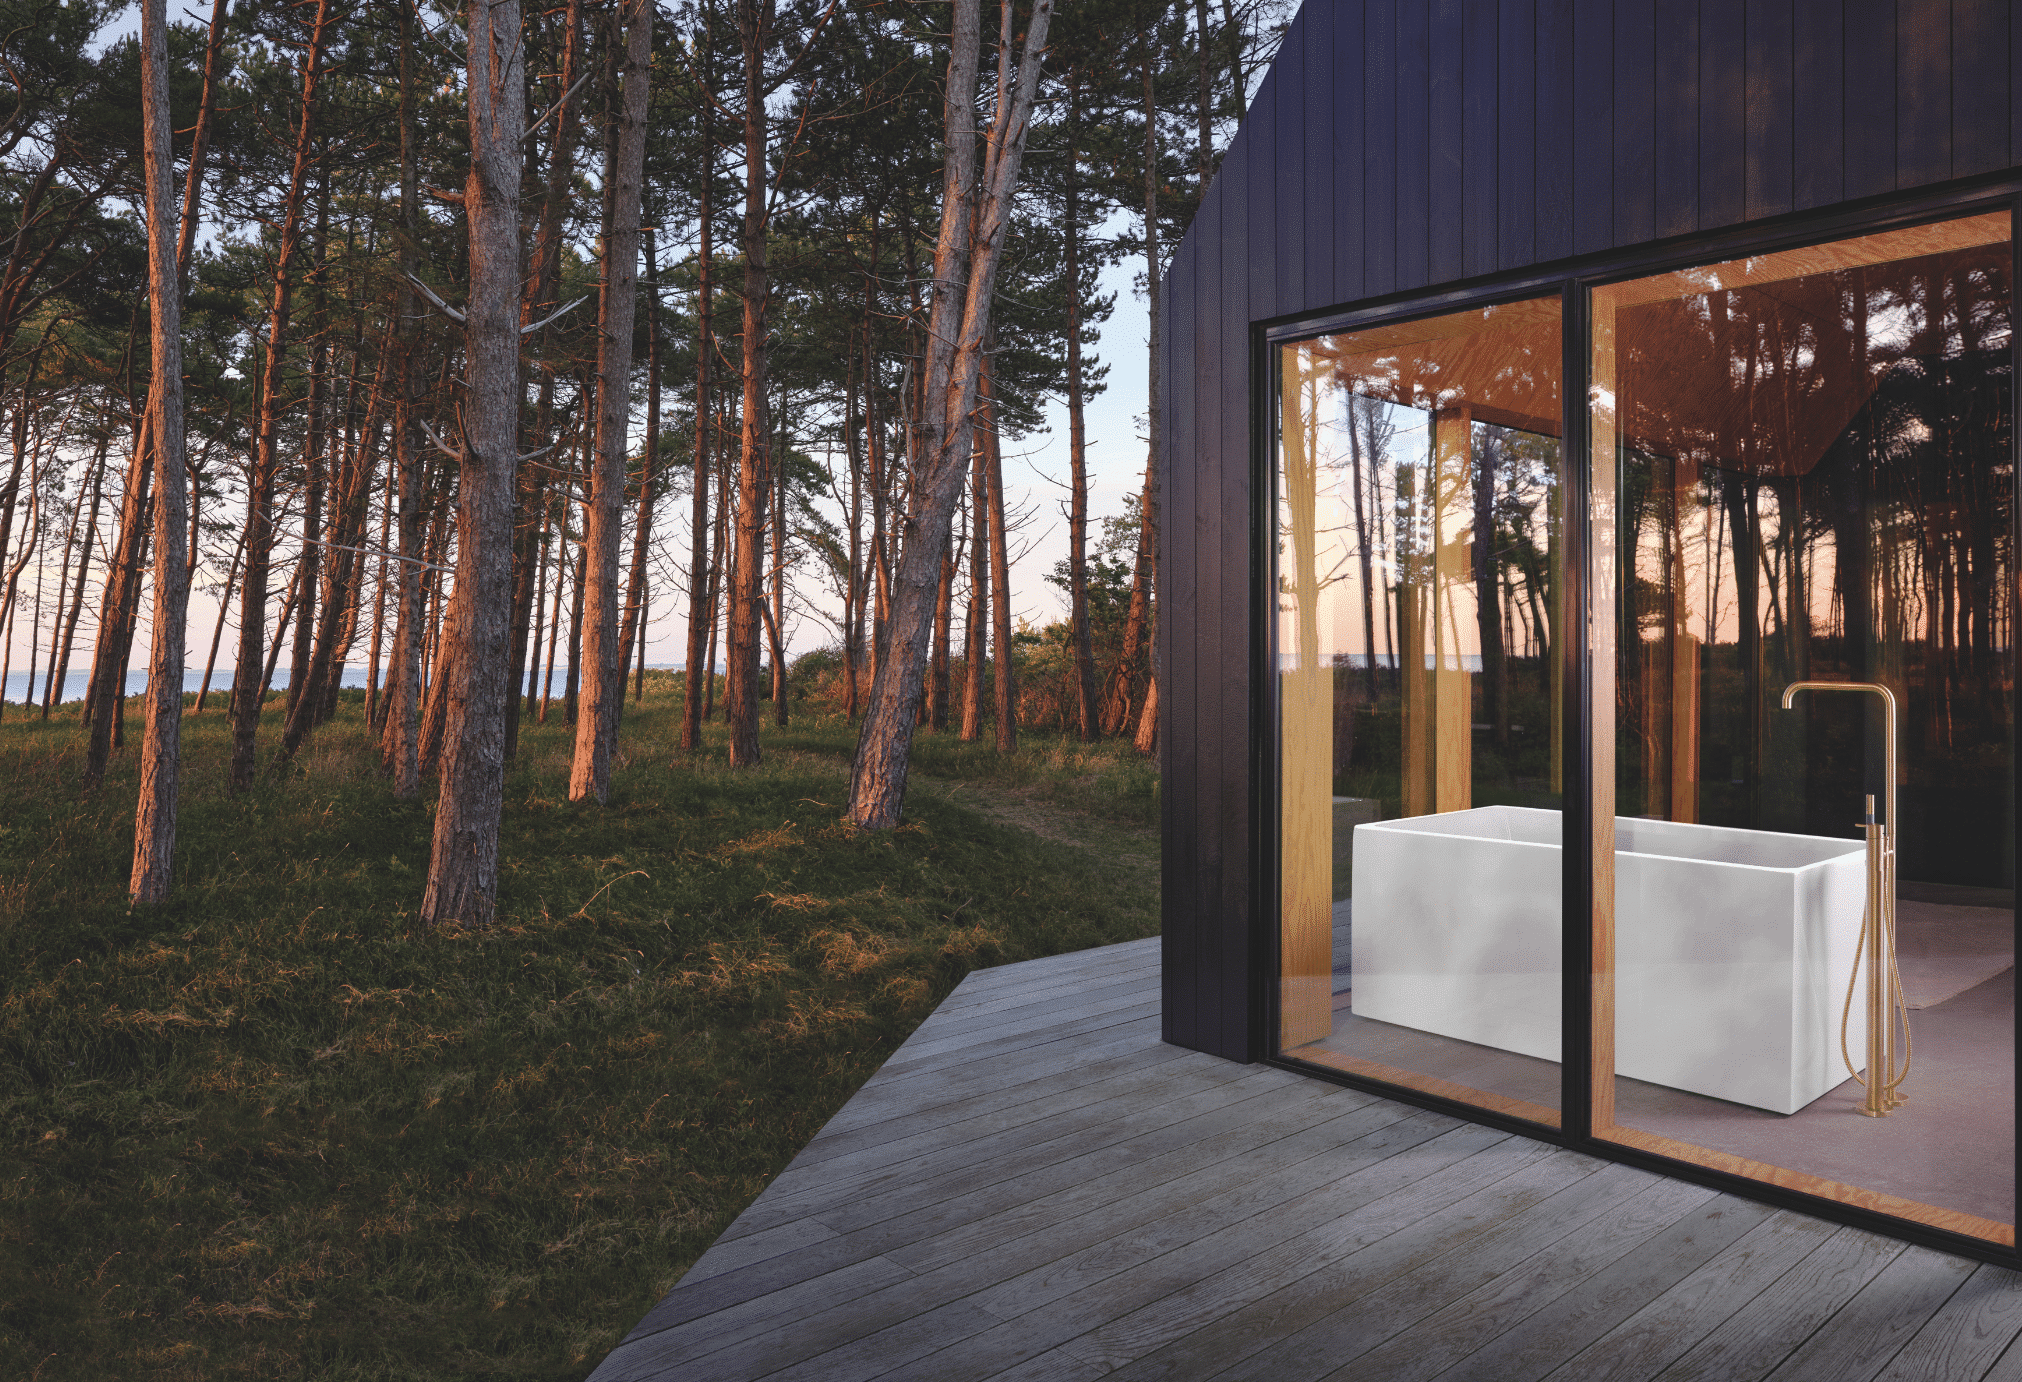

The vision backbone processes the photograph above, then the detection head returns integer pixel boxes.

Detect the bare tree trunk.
[981,360,1017,753]
[681,15,716,750]
[364,461,391,727]
[563,536,586,723]
[524,494,551,715]
[421,0,526,927]
[571,0,650,802]
[705,443,729,718]
[960,425,987,740]
[386,0,424,798]
[508,0,583,761]
[1132,51,1163,759]
[230,0,330,792]
[195,524,245,711]
[848,0,1053,829]
[1063,90,1099,742]
[287,184,330,717]
[132,0,189,902]
[539,525,565,721]
[928,535,954,730]
[770,409,789,725]
[82,440,149,785]
[843,367,865,720]
[48,427,108,716]
[620,226,662,710]
[724,0,773,767]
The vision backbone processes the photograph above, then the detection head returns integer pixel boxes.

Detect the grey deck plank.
[822,1126,1558,1382]
[829,1001,1161,1091]
[881,979,1166,1063]
[1090,1155,1660,1381]
[591,938,2022,1382]
[934,958,1163,1020]
[738,1059,1299,1243]
[780,1043,1236,1173]
[1761,1247,1980,1382]
[899,1144,1624,1382]
[1872,1262,2022,1381]
[679,1217,839,1284]
[1649,1228,1908,1382]
[1534,1210,1844,1382]
[1404,1196,1782,1382]
[634,1072,1349,1355]
[668,1116,1508,1381]
[803,1031,1193,1142]
[1207,1175,1735,1382]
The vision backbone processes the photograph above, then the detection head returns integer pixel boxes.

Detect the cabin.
[1158,0,2022,1262]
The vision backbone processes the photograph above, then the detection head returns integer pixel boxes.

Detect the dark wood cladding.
[1158,0,2021,1061]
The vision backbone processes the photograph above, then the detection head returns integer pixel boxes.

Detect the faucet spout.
[1780,679,1906,1115]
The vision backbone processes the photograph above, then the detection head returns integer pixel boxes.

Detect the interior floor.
[1291,900,2016,1227]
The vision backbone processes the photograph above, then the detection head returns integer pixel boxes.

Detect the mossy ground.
[0,674,1160,1379]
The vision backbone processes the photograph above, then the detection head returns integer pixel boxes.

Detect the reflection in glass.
[1276,298,1564,1125]
[1594,212,2017,1242]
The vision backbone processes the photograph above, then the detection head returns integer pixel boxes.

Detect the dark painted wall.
[1160,0,2022,1061]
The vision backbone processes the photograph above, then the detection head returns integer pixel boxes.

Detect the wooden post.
[1277,350,1332,1047]
[1432,407,1473,814]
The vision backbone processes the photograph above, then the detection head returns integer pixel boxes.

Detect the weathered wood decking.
[589,937,2022,1381]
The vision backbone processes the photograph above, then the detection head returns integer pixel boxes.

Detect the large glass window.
[1275,297,1565,1126]
[1591,211,2016,1243]
[1274,209,2018,1249]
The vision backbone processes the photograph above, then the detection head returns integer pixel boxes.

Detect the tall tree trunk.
[421,0,526,927]
[571,0,650,802]
[386,0,425,798]
[1063,105,1099,743]
[48,427,108,717]
[81,435,149,785]
[195,524,246,712]
[843,357,865,720]
[288,182,330,716]
[507,0,586,762]
[725,0,773,767]
[1132,52,1163,758]
[563,536,586,723]
[770,403,789,725]
[620,226,662,709]
[983,357,1016,753]
[844,0,1055,832]
[928,534,954,731]
[230,0,331,792]
[132,0,189,902]
[1106,58,1165,739]
[960,424,987,740]
[682,7,716,751]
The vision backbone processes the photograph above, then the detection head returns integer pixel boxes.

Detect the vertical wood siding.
[1160,0,2022,1061]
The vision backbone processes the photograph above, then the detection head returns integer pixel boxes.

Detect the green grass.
[0,676,1160,1380]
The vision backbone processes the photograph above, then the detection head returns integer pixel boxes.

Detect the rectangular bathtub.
[1349,805,1868,1114]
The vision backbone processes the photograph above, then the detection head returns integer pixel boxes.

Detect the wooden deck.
[588,937,2022,1381]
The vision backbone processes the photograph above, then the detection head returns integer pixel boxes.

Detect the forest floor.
[0,673,1160,1381]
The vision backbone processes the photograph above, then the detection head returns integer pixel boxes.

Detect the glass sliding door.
[1591,211,2017,1243]
[1275,297,1565,1126]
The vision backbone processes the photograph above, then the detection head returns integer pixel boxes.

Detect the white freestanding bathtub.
[1349,805,1868,1114]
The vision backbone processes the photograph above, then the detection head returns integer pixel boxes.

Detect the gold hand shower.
[1780,681,1910,1116]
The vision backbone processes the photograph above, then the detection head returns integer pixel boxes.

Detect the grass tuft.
[0,681,1158,1380]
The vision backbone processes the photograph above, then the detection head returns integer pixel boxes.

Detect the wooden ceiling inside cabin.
[1616,238,2010,478]
[1308,296,1563,438]
[1297,213,2010,472]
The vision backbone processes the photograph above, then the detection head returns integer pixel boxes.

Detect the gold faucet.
[1779,681,1908,1115]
